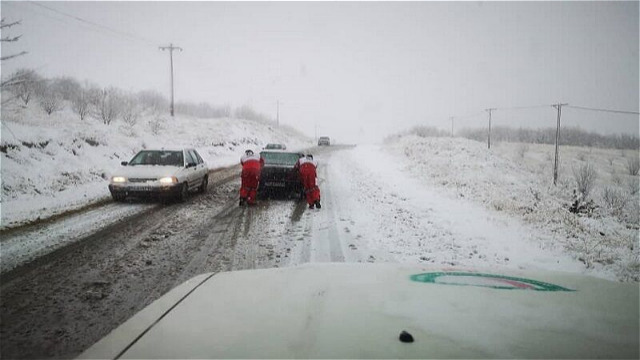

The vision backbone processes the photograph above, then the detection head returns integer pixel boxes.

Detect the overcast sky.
[2,1,638,143]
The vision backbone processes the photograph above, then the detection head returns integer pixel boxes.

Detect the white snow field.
[303,145,587,277]
[1,103,312,229]
[382,135,639,281]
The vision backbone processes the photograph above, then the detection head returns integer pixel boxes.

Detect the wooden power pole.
[450,117,454,137]
[159,43,182,117]
[552,103,568,185]
[485,108,496,149]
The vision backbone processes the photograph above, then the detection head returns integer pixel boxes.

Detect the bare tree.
[92,87,122,125]
[0,18,27,62]
[1,19,28,106]
[71,88,91,120]
[5,69,43,106]
[38,85,63,115]
[50,76,81,101]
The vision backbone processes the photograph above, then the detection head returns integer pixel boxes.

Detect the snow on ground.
[321,145,591,278]
[380,135,639,281]
[1,103,312,229]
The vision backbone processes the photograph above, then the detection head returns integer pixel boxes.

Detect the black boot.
[309,203,315,209]
[239,198,245,206]
[315,201,321,209]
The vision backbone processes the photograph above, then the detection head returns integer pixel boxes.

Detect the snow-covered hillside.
[1,104,312,229]
[383,135,639,282]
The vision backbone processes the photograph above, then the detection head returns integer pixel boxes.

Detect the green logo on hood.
[410,272,574,291]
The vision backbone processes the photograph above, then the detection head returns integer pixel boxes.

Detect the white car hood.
[80,263,638,359]
[115,165,182,179]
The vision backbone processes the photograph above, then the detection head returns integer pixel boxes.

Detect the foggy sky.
[1,1,638,143]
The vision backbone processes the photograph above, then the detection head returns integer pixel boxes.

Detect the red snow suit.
[239,153,263,205]
[296,157,320,206]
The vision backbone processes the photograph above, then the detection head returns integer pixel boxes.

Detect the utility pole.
[450,117,454,137]
[552,103,568,185]
[159,43,183,117]
[485,108,496,149]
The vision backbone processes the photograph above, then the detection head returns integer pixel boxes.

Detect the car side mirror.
[187,162,197,168]
[121,161,128,166]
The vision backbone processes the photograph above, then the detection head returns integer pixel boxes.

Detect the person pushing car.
[239,149,263,206]
[295,154,321,209]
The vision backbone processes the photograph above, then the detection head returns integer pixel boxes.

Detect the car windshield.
[260,152,300,166]
[129,151,184,166]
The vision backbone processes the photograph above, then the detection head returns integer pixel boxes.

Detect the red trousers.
[240,167,260,204]
[299,165,320,205]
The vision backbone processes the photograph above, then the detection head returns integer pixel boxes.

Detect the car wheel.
[199,175,208,194]
[177,183,189,202]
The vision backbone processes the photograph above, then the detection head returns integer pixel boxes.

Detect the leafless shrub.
[516,143,529,158]
[573,162,597,198]
[120,95,141,127]
[626,156,639,176]
[611,172,623,186]
[91,87,122,125]
[628,177,639,195]
[601,186,627,216]
[608,157,614,166]
[71,89,91,120]
[148,115,165,135]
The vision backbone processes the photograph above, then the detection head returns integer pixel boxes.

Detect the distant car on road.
[318,136,330,146]
[264,143,287,150]
[259,150,303,197]
[109,148,208,202]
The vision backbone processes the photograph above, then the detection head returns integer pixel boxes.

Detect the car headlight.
[159,176,178,184]
[112,176,127,183]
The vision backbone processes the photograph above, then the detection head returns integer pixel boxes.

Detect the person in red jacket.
[296,154,321,209]
[239,149,263,206]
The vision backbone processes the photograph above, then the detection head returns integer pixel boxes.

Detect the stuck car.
[109,148,208,202]
[258,150,303,198]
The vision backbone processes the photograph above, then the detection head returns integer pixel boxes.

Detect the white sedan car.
[109,148,208,202]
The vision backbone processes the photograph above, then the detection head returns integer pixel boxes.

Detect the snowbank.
[383,135,639,282]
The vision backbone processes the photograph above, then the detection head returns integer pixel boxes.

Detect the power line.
[27,1,158,47]
[495,104,552,111]
[566,105,640,115]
